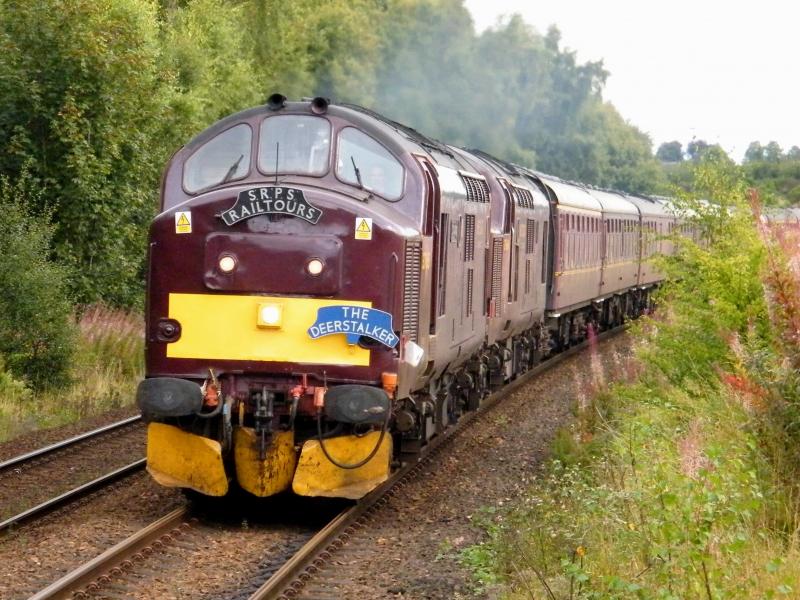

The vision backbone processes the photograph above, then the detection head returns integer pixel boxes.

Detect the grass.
[0,305,143,441]
[461,337,800,599]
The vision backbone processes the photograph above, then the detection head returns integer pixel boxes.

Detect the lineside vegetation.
[462,159,800,598]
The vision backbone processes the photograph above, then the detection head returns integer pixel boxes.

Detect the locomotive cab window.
[258,115,331,176]
[183,123,252,193]
[336,128,404,200]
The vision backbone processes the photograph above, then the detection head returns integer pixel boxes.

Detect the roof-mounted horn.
[310,97,330,115]
[267,93,286,111]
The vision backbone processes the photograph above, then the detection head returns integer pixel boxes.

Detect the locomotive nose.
[203,231,343,296]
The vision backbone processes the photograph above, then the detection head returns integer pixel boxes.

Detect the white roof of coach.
[540,177,602,212]
[623,194,671,219]
[588,189,639,216]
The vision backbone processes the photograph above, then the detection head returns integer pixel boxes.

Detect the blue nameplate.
[308,306,399,348]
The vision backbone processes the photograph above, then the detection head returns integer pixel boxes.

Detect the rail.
[29,507,190,600]
[250,326,626,599]
[0,415,141,474]
[0,459,146,533]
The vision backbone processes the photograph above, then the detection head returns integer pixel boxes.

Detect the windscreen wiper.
[221,154,244,184]
[351,156,364,189]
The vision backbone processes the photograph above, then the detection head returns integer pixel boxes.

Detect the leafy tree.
[764,140,783,163]
[656,141,683,162]
[686,139,729,163]
[744,141,765,163]
[160,0,262,135]
[0,170,75,390]
[687,139,710,161]
[372,6,663,193]
[0,0,174,306]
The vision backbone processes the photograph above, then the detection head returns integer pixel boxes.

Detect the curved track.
[250,326,625,600]
[28,327,625,599]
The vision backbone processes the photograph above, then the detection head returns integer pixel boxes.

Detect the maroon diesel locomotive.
[137,95,676,499]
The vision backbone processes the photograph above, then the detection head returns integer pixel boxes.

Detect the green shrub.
[0,171,75,389]
[462,159,800,598]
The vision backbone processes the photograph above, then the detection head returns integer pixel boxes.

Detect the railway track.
[0,415,141,474]
[28,327,624,600]
[250,326,625,600]
[0,416,145,533]
[30,499,338,599]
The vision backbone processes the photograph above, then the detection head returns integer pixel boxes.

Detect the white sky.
[464,0,798,161]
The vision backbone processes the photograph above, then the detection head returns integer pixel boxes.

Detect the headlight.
[257,303,282,328]
[306,258,324,276]
[218,255,237,273]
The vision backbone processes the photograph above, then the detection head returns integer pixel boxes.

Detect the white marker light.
[219,255,237,273]
[306,258,324,276]
[257,303,282,328]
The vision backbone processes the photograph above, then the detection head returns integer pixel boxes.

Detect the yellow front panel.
[167,293,371,366]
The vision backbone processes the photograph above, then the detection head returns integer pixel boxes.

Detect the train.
[136,95,682,500]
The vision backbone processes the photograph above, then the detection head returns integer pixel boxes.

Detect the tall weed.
[0,305,143,441]
[464,158,800,598]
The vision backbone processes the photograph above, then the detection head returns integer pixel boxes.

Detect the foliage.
[374,8,667,194]
[647,157,768,384]
[0,171,75,390]
[0,305,144,441]
[463,160,800,598]
[656,141,683,163]
[743,159,800,206]
[0,0,173,306]
[160,0,262,135]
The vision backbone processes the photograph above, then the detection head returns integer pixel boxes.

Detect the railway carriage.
[138,96,675,500]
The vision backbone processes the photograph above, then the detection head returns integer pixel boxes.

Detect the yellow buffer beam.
[234,428,297,497]
[292,431,392,499]
[167,293,371,366]
[146,422,228,496]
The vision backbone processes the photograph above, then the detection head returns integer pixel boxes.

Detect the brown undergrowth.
[462,161,800,598]
[0,305,143,441]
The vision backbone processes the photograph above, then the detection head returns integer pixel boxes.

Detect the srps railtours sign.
[220,186,323,226]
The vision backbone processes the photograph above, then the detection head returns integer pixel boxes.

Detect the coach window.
[183,123,252,193]
[259,115,331,176]
[336,128,404,200]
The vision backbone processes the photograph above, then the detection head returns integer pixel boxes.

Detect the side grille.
[403,240,421,343]
[465,268,474,316]
[512,185,534,208]
[464,214,475,261]
[526,219,536,254]
[461,175,490,203]
[490,238,503,317]
[524,259,531,294]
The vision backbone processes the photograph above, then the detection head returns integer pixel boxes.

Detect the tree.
[687,139,710,161]
[0,170,75,389]
[764,141,783,163]
[686,140,729,163]
[744,141,764,163]
[0,0,175,306]
[656,141,683,162]
[160,0,262,135]
[787,146,800,161]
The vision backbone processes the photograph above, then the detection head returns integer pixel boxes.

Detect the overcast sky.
[464,0,797,161]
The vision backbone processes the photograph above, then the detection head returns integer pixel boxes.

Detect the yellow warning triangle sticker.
[177,213,190,226]
[357,219,371,232]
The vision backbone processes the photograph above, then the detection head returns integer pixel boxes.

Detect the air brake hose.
[316,408,390,470]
